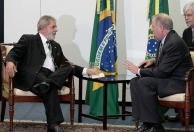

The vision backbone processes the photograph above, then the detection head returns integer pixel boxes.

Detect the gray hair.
[152,13,173,30]
[37,15,56,31]
[183,2,194,13]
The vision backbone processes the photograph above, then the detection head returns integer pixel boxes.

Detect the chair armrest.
[185,68,194,81]
[139,63,155,68]
[60,61,75,87]
[183,68,194,103]
[2,62,10,84]
[189,47,194,51]
[60,61,74,66]
[1,43,17,83]
[60,61,75,74]
[136,64,155,77]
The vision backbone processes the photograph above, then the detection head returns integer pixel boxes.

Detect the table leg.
[122,82,126,120]
[78,78,83,123]
[103,83,107,130]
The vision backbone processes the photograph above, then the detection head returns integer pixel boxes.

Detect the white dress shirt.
[39,33,87,75]
[39,33,55,72]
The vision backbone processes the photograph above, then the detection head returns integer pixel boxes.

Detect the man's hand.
[123,60,138,74]
[138,59,154,68]
[86,68,101,76]
[6,62,17,77]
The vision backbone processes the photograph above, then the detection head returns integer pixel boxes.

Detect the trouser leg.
[30,87,64,126]
[130,77,161,123]
[47,65,73,89]
[130,77,141,118]
[42,88,64,126]
[29,66,73,126]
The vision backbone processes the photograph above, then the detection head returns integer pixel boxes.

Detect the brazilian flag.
[85,0,120,116]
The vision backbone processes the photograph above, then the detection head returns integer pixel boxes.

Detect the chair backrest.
[1,43,16,85]
[189,51,194,103]
[190,51,194,66]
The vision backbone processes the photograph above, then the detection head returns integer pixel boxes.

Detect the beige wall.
[169,0,187,37]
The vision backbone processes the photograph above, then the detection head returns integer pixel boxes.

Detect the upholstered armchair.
[135,52,194,132]
[0,43,75,131]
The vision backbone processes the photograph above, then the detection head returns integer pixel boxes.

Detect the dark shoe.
[47,125,64,132]
[164,114,168,120]
[128,125,151,132]
[190,111,194,124]
[168,114,179,122]
[160,114,168,123]
[33,81,50,94]
[148,127,165,132]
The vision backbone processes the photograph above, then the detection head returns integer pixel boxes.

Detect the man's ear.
[40,26,46,31]
[160,25,164,32]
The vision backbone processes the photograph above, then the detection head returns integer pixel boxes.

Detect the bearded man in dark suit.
[5,15,99,132]
[124,13,193,132]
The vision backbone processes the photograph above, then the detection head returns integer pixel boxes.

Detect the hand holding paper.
[91,73,105,79]
[86,68,101,76]
[86,62,104,78]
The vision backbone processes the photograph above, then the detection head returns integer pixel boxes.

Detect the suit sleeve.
[56,44,84,77]
[5,35,28,64]
[140,38,186,78]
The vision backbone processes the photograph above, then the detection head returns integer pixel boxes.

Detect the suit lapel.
[190,27,194,45]
[156,41,161,66]
[163,30,174,47]
[156,30,175,66]
[36,33,46,56]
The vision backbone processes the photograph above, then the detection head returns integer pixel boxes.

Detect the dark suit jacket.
[5,33,84,91]
[140,30,193,98]
[182,27,193,48]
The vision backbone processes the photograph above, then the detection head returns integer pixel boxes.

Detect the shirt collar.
[161,35,167,45]
[39,33,47,44]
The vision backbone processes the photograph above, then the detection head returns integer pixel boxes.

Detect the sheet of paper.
[91,73,105,79]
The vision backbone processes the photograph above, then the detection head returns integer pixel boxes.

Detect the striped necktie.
[156,42,163,66]
[158,42,163,58]
[46,41,58,69]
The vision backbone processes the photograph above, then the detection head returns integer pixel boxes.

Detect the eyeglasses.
[183,14,194,18]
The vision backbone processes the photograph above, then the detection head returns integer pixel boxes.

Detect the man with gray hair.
[5,15,99,132]
[182,1,194,124]
[124,13,193,132]
[182,1,194,48]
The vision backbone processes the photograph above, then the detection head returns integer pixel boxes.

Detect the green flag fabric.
[85,0,120,116]
[146,0,169,121]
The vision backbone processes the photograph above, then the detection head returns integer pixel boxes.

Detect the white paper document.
[91,73,105,79]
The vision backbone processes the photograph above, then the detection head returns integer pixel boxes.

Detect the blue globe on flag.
[146,36,158,59]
